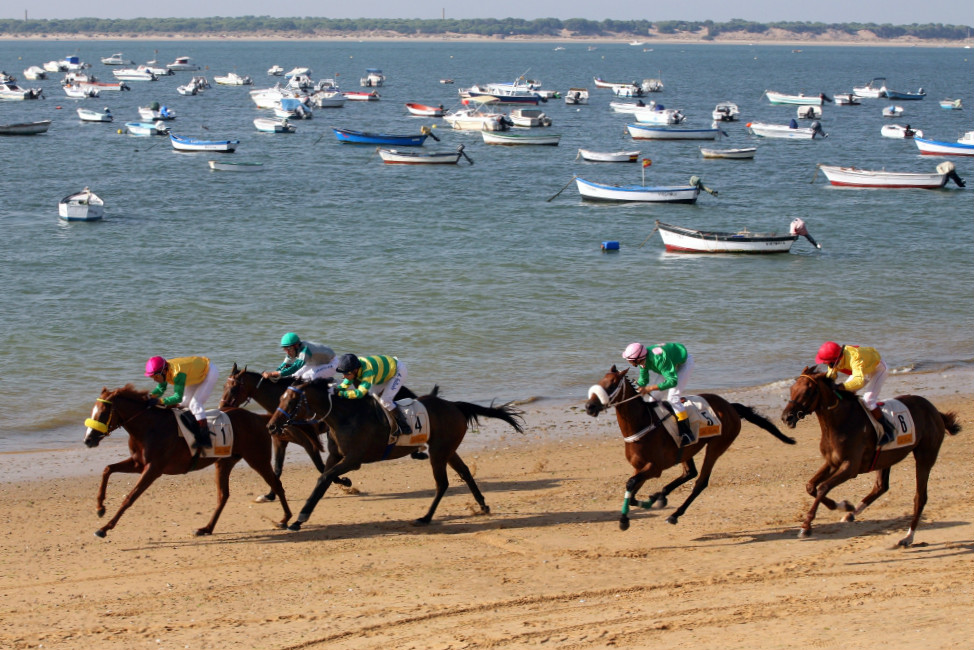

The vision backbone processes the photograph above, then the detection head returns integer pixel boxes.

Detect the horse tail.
[941,411,961,436]
[732,403,796,445]
[453,400,526,434]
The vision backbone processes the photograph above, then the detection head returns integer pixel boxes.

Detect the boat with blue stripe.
[332,127,428,146]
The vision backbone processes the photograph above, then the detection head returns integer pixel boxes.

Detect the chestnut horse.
[83,385,292,537]
[268,379,525,530]
[781,367,961,546]
[585,366,795,531]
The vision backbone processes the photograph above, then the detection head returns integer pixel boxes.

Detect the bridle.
[587,375,644,411]
[273,385,331,429]
[785,374,840,421]
[84,395,153,437]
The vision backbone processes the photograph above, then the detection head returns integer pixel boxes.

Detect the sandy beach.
[1,373,971,650]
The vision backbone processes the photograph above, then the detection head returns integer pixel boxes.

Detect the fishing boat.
[852,77,888,98]
[100,53,133,65]
[342,91,380,101]
[443,106,509,131]
[764,90,831,105]
[816,163,965,189]
[58,188,104,221]
[254,117,295,133]
[274,98,313,120]
[405,102,445,117]
[267,65,284,76]
[632,106,685,124]
[463,89,541,106]
[833,93,861,105]
[63,84,98,98]
[214,72,253,86]
[939,99,962,110]
[627,124,720,140]
[360,68,385,87]
[700,146,757,159]
[0,120,51,135]
[885,87,925,101]
[208,160,264,172]
[712,102,740,121]
[564,88,588,105]
[169,133,239,152]
[23,66,47,80]
[0,83,42,100]
[610,100,654,114]
[746,120,826,139]
[880,124,923,139]
[655,219,820,254]
[77,107,113,122]
[508,108,552,127]
[576,149,640,163]
[575,177,712,203]
[113,68,156,81]
[138,103,176,121]
[333,127,428,146]
[481,131,560,146]
[80,80,129,92]
[914,132,974,156]
[125,121,168,136]
[167,56,200,72]
[796,105,822,119]
[378,145,472,165]
[312,91,345,108]
[882,105,904,118]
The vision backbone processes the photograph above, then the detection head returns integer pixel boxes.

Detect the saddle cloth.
[379,398,431,447]
[646,395,722,446]
[174,409,234,458]
[867,398,916,450]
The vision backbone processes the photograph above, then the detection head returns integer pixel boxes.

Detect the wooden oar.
[546,175,577,202]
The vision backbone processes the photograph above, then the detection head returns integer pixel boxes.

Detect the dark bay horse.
[83,385,292,537]
[585,366,795,531]
[268,379,525,531]
[781,367,961,546]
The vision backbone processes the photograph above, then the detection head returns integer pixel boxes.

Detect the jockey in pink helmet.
[815,341,894,443]
[622,342,695,447]
[145,355,220,450]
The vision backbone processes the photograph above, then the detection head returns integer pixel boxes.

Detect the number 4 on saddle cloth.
[381,399,431,448]
[627,396,723,446]
[174,409,234,458]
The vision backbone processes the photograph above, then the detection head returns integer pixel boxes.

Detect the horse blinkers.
[84,398,114,447]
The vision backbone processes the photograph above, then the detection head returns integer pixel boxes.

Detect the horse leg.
[95,463,164,538]
[806,461,845,512]
[289,456,362,531]
[196,457,240,536]
[644,459,698,511]
[244,449,292,530]
[256,437,288,503]
[96,457,143,517]
[413,457,451,526]
[898,462,933,548]
[842,467,891,522]
[620,464,662,531]
[447,452,489,515]
[800,459,857,538]
[666,452,717,525]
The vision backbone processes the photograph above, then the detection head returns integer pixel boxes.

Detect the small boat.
[746,120,826,139]
[177,82,199,96]
[284,67,312,79]
[125,121,168,136]
[576,149,640,163]
[700,146,757,159]
[443,106,509,131]
[882,105,904,118]
[463,90,540,106]
[0,71,16,83]
[112,68,156,81]
[439,78,454,84]
[77,107,113,122]
[170,133,239,153]
[274,98,313,120]
[0,83,42,100]
[816,163,965,189]
[575,176,714,203]
[342,91,380,101]
[764,90,831,106]
[141,62,172,77]
[63,83,98,98]
[610,100,653,114]
[564,88,589,105]
[885,87,925,101]
[254,117,295,133]
[797,105,822,119]
[267,65,284,76]
[58,188,104,221]
[405,102,445,117]
[0,120,51,135]
[214,72,253,86]
[80,80,129,92]
[360,68,385,87]
[914,132,974,156]
[23,66,47,80]
[852,78,888,99]
[138,104,175,121]
[655,219,820,254]
[167,56,200,72]
[881,124,923,139]
[508,108,552,127]
[833,93,861,105]
[939,99,963,110]
[378,145,472,165]
[333,127,428,146]
[101,53,133,65]
[627,124,720,140]
[712,102,740,121]
[481,131,560,146]
[312,91,345,108]
[611,84,644,98]
[632,106,686,125]
[208,160,264,172]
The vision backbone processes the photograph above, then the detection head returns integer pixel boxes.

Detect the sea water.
[0,40,971,451]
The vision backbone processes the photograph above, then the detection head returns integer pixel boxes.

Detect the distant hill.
[0,17,971,43]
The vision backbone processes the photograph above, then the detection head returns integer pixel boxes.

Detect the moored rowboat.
[169,132,239,152]
[627,124,720,140]
[333,127,427,146]
[377,145,471,165]
[0,120,51,135]
[481,131,560,146]
[914,132,974,156]
[700,147,756,159]
[208,160,264,172]
[405,102,445,117]
[575,178,702,203]
[817,163,965,189]
[58,187,105,221]
[577,149,640,162]
[655,219,820,254]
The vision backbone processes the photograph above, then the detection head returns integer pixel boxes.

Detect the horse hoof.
[481,504,491,515]
[194,528,212,537]
[666,515,679,525]
[842,513,855,523]
[255,494,275,503]
[798,527,812,539]
[94,529,107,538]
[653,496,668,510]
[335,477,352,488]
[287,522,302,531]
[412,518,431,527]
[96,507,105,518]
[619,516,630,531]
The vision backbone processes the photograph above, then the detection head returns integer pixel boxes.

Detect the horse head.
[84,385,155,447]
[781,367,840,428]
[585,365,631,417]
[267,380,332,435]
[219,363,252,408]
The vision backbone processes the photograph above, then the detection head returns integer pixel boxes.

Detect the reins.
[593,377,666,443]
[275,385,330,427]
[84,395,155,436]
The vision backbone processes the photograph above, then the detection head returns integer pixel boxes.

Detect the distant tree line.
[0,17,969,40]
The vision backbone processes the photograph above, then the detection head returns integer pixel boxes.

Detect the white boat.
[361,68,385,87]
[138,104,176,121]
[254,117,295,133]
[655,219,819,254]
[101,53,132,66]
[312,91,345,108]
[612,84,644,98]
[482,131,560,146]
[509,108,552,127]
[746,120,826,139]
[43,60,67,73]
[575,177,706,203]
[58,188,104,221]
[443,107,509,131]
[565,88,589,105]
[209,160,265,172]
[141,62,171,76]
[80,80,128,92]
[797,105,822,119]
[267,65,284,76]
[214,72,253,86]
[250,86,286,109]
[853,78,888,98]
[23,66,47,81]
[77,107,113,122]
[576,149,640,163]
[167,56,200,72]
[0,83,42,100]
[882,105,904,117]
[274,98,313,120]
[63,83,98,98]
[610,100,650,114]
[0,120,51,135]
[765,90,830,105]
[939,99,962,110]
[627,124,720,140]
[817,163,965,189]
[914,132,974,156]
[113,68,156,81]
[712,102,740,121]
[378,145,471,165]
[700,147,757,159]
[60,55,89,72]
[170,133,239,153]
[177,82,199,96]
[834,93,861,105]
[632,106,685,125]
[342,90,380,101]
[405,102,446,117]
[125,121,168,136]
[881,124,923,139]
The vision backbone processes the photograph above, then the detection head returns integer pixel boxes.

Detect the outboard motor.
[789,218,821,249]
[937,161,966,187]
[689,175,718,197]
[810,120,826,138]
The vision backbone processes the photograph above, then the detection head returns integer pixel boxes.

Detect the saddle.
[174,409,234,458]
[627,396,723,446]
[864,398,915,449]
[376,398,430,448]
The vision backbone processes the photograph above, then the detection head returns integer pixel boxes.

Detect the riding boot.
[393,409,412,436]
[871,407,895,446]
[193,419,212,450]
[676,415,693,448]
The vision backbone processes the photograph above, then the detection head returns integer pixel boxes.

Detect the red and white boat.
[405,102,445,117]
[817,163,965,189]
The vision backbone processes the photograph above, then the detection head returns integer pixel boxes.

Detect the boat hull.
[378,149,461,164]
[700,147,756,159]
[333,128,427,146]
[818,166,948,189]
[657,221,796,253]
[405,102,445,117]
[481,132,560,146]
[914,137,974,157]
[747,123,823,139]
[58,191,105,221]
[578,149,640,162]
[170,133,238,152]
[576,178,699,203]
[627,125,719,140]
[765,91,825,105]
[0,120,51,135]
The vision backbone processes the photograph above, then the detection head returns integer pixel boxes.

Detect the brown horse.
[268,379,525,530]
[83,385,292,537]
[585,366,795,531]
[781,367,961,546]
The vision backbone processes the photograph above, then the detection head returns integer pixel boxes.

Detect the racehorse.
[781,367,961,546]
[83,385,292,537]
[268,379,525,530]
[585,366,795,531]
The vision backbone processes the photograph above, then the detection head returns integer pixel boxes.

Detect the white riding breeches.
[181,364,219,422]
[372,359,407,411]
[295,357,338,382]
[856,360,888,410]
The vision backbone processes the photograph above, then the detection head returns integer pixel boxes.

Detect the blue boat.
[332,127,427,146]
[169,133,239,153]
[885,87,926,100]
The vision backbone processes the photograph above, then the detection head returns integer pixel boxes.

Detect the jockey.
[623,342,695,447]
[145,355,219,449]
[334,353,412,435]
[262,332,338,383]
[815,341,894,444]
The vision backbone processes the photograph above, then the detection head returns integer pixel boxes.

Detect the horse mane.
[108,384,154,401]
